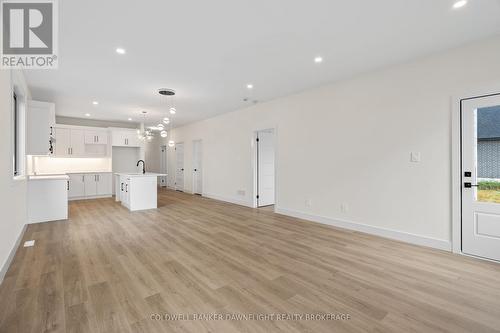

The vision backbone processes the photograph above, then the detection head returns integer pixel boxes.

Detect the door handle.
[464,182,479,188]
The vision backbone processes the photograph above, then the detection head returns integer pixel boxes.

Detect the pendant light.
[159,88,176,147]
[137,111,154,141]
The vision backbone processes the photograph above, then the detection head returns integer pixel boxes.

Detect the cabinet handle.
[121,182,123,191]
[67,181,69,191]
[126,184,128,192]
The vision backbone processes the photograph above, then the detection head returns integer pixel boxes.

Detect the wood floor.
[1,189,500,333]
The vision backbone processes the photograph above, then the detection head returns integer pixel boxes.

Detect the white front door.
[192,140,203,195]
[462,94,500,261]
[175,143,184,191]
[159,145,167,187]
[257,129,275,207]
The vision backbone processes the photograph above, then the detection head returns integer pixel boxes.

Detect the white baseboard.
[275,207,451,251]
[69,194,112,201]
[203,192,253,208]
[0,224,27,284]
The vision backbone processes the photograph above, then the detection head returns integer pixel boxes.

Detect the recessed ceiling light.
[247,84,253,89]
[453,0,467,9]
[128,117,132,121]
[169,107,176,115]
[314,56,323,63]
[116,47,126,54]
[85,113,91,117]
[92,101,98,105]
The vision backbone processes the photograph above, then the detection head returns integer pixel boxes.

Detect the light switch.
[410,152,421,163]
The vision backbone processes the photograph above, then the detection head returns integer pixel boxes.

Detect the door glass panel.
[476,105,500,203]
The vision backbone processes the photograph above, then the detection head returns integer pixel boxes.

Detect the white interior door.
[462,94,500,262]
[257,129,275,207]
[159,145,167,187]
[175,143,184,191]
[192,140,203,195]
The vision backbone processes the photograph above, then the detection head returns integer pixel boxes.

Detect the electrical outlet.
[305,199,312,207]
[340,203,349,213]
[23,240,35,247]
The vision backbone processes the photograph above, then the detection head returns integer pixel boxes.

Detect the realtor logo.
[1,0,58,68]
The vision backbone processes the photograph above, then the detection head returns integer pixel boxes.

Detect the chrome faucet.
[137,160,145,174]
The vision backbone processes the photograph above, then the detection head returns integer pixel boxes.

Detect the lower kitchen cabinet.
[68,172,112,200]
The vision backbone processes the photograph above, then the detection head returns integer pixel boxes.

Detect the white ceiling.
[25,0,500,127]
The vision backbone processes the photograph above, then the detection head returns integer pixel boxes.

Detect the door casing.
[451,83,500,260]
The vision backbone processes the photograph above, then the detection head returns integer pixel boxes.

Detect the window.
[13,92,19,176]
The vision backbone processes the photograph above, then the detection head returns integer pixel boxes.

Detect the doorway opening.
[192,140,203,195]
[461,93,500,262]
[254,128,275,208]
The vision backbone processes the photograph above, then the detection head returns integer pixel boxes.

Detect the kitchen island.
[114,172,167,211]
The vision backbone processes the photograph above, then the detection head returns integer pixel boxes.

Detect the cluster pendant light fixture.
[137,88,177,145]
[137,111,154,141]
[158,88,176,147]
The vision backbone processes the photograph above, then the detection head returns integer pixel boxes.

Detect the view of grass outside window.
[478,180,500,203]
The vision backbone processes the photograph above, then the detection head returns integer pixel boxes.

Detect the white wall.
[166,36,500,250]
[0,70,29,282]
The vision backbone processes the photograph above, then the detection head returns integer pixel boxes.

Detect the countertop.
[28,174,70,181]
[114,172,167,178]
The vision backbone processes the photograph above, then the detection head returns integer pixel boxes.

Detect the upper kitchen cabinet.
[54,127,85,156]
[53,125,110,157]
[26,100,56,155]
[111,128,141,147]
[84,130,108,145]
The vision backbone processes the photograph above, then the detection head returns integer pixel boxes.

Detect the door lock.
[464,182,479,188]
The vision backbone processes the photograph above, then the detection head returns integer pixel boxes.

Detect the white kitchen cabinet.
[68,172,112,200]
[84,174,98,196]
[26,100,55,155]
[84,130,108,145]
[54,127,85,156]
[96,173,111,195]
[28,175,69,223]
[111,129,141,147]
[54,126,109,157]
[115,173,166,211]
[71,129,85,156]
[68,173,85,198]
[54,127,71,156]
